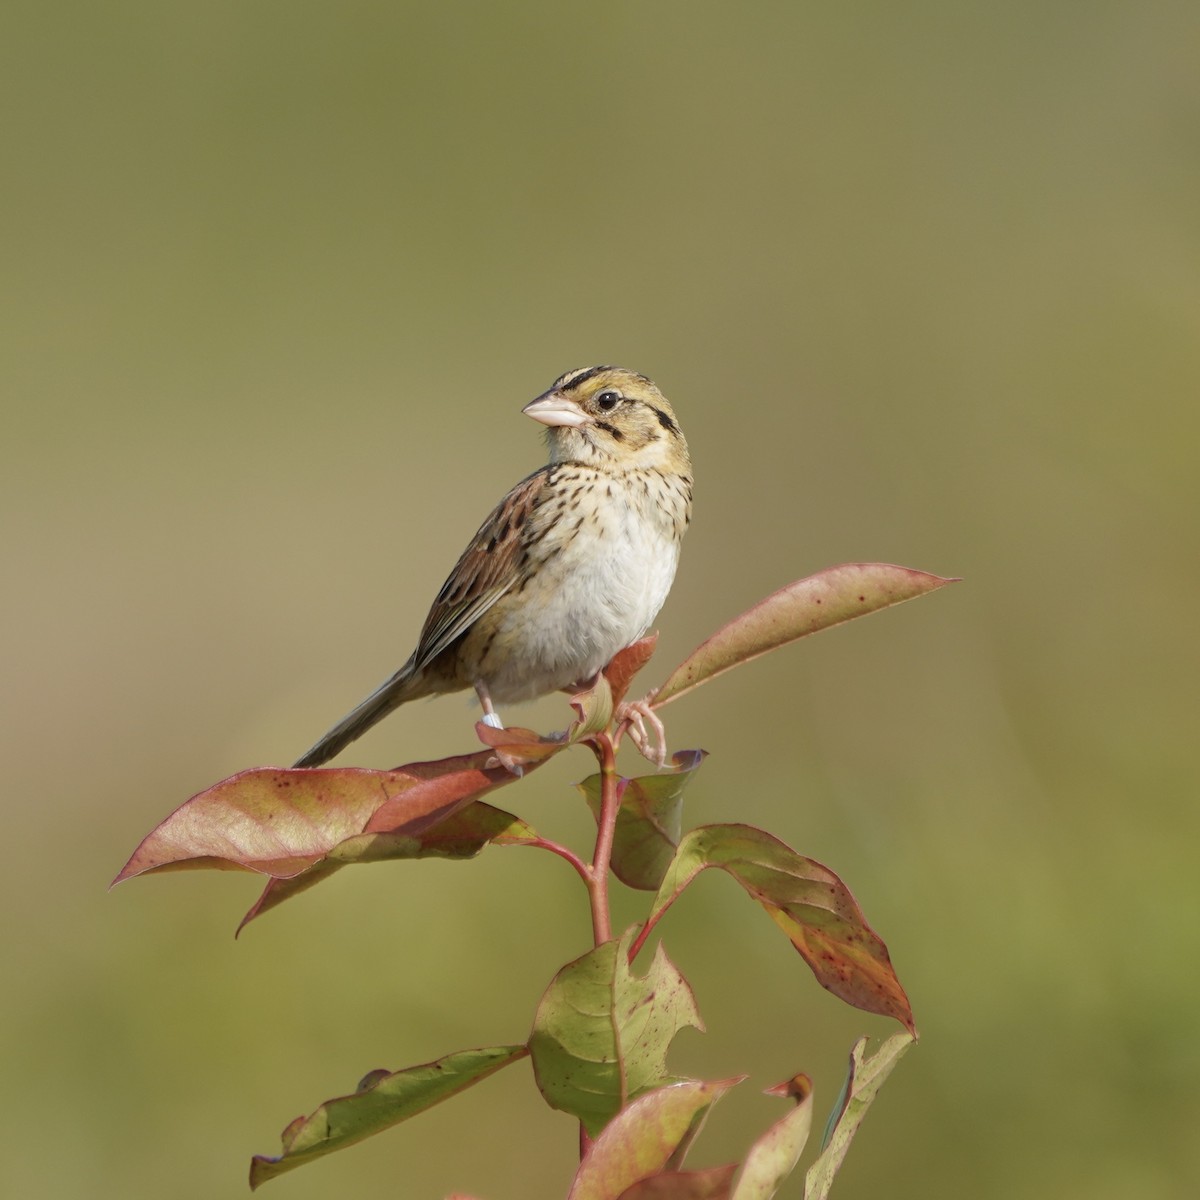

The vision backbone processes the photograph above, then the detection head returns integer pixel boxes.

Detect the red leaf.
[237,801,537,933]
[568,1079,742,1200]
[647,825,915,1032]
[114,736,556,886]
[617,1164,737,1199]
[654,564,957,708]
[605,636,659,708]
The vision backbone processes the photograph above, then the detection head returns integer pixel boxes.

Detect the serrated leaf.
[731,1074,813,1199]
[654,565,958,708]
[530,930,704,1136]
[236,801,537,932]
[804,1033,914,1200]
[648,826,914,1032]
[569,1079,741,1200]
[248,1044,526,1189]
[580,751,707,890]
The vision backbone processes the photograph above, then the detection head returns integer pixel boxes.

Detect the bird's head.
[522,365,689,472]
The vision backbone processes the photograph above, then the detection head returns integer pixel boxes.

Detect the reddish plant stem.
[626,918,654,965]
[575,731,625,1162]
[526,836,589,883]
[585,732,623,947]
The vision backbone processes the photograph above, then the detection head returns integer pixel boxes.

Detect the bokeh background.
[4,3,1198,1197]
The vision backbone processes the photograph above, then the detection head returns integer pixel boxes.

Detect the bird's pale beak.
[522,393,590,428]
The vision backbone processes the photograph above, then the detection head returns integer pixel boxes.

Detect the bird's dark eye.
[595,390,621,411]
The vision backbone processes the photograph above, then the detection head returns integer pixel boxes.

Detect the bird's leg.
[615,698,668,769]
[475,680,505,729]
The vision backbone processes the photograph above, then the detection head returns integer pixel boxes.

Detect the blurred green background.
[4,3,1197,1197]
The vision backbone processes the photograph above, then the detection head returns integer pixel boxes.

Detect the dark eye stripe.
[649,405,678,435]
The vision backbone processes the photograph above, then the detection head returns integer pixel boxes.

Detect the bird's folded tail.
[293,661,423,768]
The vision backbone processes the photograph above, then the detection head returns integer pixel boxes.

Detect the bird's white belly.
[482,508,680,703]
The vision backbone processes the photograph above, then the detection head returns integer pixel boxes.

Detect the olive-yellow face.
[523,366,689,471]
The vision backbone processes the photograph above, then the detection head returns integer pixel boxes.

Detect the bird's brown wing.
[409,466,549,672]
[293,467,550,768]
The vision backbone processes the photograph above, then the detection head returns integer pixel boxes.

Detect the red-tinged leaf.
[571,670,615,739]
[248,1045,527,1189]
[530,930,704,1137]
[569,1079,742,1200]
[653,564,958,708]
[114,743,552,886]
[730,1074,813,1199]
[804,1033,913,1200]
[472,670,617,764]
[473,721,569,772]
[238,861,342,934]
[605,637,659,709]
[765,907,913,1033]
[581,751,707,890]
[647,826,914,1032]
[618,1164,738,1199]
[236,802,537,933]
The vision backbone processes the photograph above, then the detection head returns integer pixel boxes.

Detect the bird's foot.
[615,698,668,769]
[480,712,505,729]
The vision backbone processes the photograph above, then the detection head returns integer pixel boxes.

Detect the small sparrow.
[294,366,692,768]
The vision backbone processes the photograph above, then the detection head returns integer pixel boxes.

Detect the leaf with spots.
[653,564,958,709]
[113,732,553,901]
[236,801,537,933]
[645,826,914,1033]
[529,930,704,1137]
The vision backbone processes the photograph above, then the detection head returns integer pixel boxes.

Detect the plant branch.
[626,892,676,965]
[585,732,623,947]
[524,836,590,883]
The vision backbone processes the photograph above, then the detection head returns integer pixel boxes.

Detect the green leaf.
[647,826,915,1032]
[572,669,615,739]
[805,1033,914,1199]
[731,1074,813,1199]
[580,751,706,890]
[654,564,958,708]
[248,1044,527,1189]
[529,930,705,1136]
[569,1078,741,1200]
[237,801,537,932]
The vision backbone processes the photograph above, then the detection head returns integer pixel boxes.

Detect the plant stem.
[526,837,590,883]
[586,732,622,946]
[577,730,624,1163]
[626,918,654,964]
